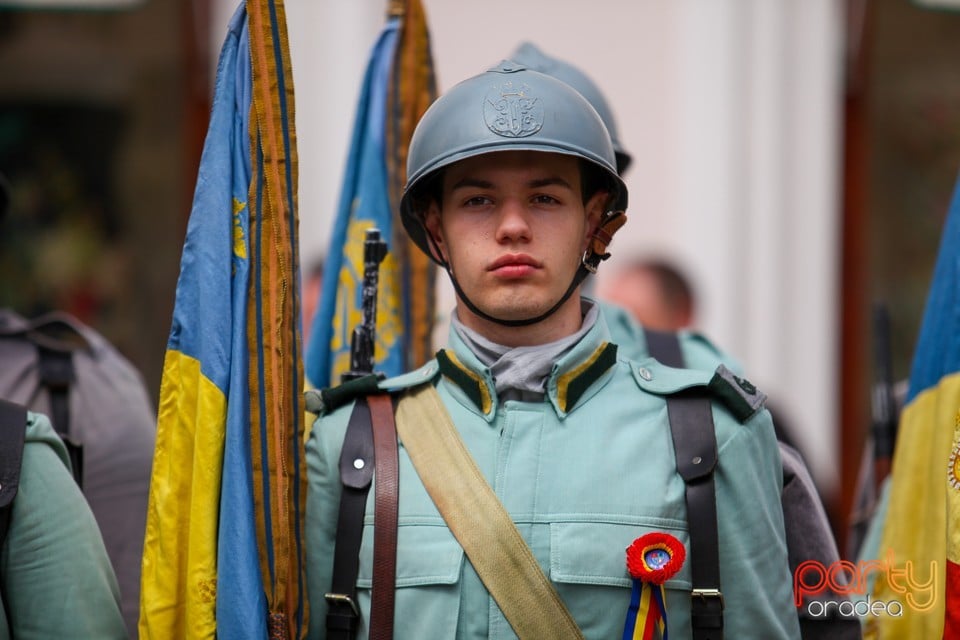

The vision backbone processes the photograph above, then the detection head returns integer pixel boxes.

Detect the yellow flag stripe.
[139,350,225,640]
[867,371,960,639]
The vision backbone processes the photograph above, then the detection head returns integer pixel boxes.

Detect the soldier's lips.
[488,254,541,278]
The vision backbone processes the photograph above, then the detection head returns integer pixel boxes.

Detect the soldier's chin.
[479,299,551,324]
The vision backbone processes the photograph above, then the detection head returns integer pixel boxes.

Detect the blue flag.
[140,4,261,638]
[141,1,305,637]
[305,20,402,389]
[213,7,269,639]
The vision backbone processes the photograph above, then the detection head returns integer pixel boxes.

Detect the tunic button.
[638,367,653,381]
[353,458,365,470]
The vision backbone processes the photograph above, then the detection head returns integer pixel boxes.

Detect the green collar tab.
[555,342,618,412]
[436,349,493,415]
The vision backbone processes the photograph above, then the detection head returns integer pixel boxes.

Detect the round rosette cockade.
[625,532,686,585]
[621,532,686,640]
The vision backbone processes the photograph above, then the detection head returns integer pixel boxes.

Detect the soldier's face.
[424,150,606,341]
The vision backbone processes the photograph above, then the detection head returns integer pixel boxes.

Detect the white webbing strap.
[395,384,584,640]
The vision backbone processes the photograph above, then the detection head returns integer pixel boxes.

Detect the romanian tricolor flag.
[304,0,436,390]
[863,172,960,639]
[139,1,306,638]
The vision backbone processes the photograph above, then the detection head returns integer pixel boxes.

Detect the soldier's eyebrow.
[448,177,493,192]
[448,176,574,192]
[527,176,574,191]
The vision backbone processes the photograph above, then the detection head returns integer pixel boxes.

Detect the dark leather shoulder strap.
[667,390,723,639]
[327,398,374,639]
[643,328,686,368]
[327,393,400,640]
[643,328,724,640]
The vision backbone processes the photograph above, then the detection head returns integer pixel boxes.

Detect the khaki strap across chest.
[395,384,585,640]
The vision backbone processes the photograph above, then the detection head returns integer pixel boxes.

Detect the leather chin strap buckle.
[582,210,627,273]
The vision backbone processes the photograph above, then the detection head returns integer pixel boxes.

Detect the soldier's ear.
[423,203,448,264]
[582,190,609,250]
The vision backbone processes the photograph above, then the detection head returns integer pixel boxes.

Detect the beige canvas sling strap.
[394,384,585,640]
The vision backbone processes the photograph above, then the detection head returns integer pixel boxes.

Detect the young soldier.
[306,61,800,639]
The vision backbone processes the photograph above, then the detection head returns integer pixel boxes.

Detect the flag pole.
[387,0,404,18]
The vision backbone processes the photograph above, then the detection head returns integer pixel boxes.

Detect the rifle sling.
[368,394,398,640]
[645,328,724,639]
[395,384,584,640]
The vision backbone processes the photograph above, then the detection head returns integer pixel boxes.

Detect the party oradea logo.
[793,550,937,619]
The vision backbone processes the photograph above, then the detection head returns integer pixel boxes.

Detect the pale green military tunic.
[0,412,126,639]
[306,312,801,639]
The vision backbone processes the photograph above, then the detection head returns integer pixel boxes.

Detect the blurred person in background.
[0,175,127,639]
[598,256,695,332]
[0,172,155,638]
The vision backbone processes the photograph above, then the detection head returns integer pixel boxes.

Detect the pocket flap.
[550,522,692,590]
[358,523,464,588]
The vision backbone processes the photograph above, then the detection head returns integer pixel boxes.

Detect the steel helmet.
[400,59,628,264]
[508,42,632,174]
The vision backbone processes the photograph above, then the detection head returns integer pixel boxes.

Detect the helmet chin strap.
[430,210,627,328]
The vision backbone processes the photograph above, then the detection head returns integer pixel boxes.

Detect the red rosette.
[625,532,686,585]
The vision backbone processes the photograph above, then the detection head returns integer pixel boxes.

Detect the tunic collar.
[437,297,619,420]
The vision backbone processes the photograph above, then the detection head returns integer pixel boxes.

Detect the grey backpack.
[0,308,156,638]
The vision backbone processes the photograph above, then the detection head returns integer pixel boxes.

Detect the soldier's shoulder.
[628,359,767,423]
[304,360,440,417]
[677,330,744,374]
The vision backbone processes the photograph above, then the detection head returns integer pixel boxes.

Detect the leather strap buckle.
[324,592,359,617]
[691,588,724,609]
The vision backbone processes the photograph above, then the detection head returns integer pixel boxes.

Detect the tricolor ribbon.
[622,532,686,640]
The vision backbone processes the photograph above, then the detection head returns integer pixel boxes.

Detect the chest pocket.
[356,522,464,638]
[550,521,693,637]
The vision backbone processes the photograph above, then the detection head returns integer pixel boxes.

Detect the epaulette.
[706,364,766,422]
[304,360,442,416]
[631,360,767,423]
[304,374,382,416]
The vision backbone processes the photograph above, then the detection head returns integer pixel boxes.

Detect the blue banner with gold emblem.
[305,19,402,389]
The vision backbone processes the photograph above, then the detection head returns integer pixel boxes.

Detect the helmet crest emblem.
[483,81,544,138]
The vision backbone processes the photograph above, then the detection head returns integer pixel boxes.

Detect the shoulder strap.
[643,328,685,368]
[36,345,83,487]
[326,394,400,640]
[0,314,84,487]
[327,398,374,639]
[0,399,27,548]
[395,384,585,640]
[644,328,724,640]
[0,399,26,624]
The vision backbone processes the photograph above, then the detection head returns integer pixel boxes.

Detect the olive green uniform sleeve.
[0,412,126,640]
